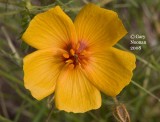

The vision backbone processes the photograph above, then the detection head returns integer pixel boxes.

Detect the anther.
[68,64,74,70]
[70,49,75,56]
[80,50,87,55]
[63,53,69,59]
[76,43,80,50]
[65,59,73,64]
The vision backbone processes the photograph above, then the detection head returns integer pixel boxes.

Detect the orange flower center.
[62,42,89,69]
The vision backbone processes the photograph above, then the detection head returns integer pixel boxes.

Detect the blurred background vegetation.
[0,0,160,122]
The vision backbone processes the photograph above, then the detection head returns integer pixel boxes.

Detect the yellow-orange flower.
[22,3,136,113]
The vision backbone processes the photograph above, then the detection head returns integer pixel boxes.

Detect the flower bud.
[113,103,130,122]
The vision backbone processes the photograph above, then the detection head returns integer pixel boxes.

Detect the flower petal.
[55,66,101,113]
[84,47,136,96]
[74,3,127,50]
[23,48,65,100]
[22,6,77,49]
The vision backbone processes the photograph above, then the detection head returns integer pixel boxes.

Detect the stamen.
[70,49,75,56]
[68,64,74,69]
[80,50,87,55]
[66,59,73,64]
[63,53,69,58]
[76,43,80,50]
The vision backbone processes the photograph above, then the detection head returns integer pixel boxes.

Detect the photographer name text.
[130,34,146,51]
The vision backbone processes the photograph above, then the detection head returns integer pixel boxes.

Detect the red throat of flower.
[62,41,89,69]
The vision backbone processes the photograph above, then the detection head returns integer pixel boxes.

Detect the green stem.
[131,80,160,102]
[45,105,54,122]
[0,115,13,122]
[0,70,22,86]
[113,97,119,105]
